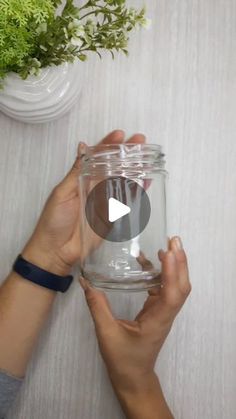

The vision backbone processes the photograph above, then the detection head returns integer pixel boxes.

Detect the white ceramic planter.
[0,62,82,123]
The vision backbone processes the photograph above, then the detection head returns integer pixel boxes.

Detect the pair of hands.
[22,130,191,398]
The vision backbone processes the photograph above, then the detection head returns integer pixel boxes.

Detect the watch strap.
[13,254,73,293]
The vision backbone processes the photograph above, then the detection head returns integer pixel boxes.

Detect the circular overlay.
[85,176,151,242]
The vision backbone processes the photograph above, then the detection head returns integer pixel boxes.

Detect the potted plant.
[0,0,149,123]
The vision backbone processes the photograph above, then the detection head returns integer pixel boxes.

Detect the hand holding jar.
[80,236,191,419]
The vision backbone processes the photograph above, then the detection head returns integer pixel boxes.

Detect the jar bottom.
[82,269,162,292]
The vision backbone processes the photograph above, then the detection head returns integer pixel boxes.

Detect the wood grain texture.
[0,0,236,418]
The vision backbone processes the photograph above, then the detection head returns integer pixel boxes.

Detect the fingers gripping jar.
[78,143,168,292]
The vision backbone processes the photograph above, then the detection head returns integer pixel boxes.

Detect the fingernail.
[158,249,165,260]
[79,276,89,291]
[138,250,145,260]
[173,236,183,250]
[167,237,171,250]
[113,129,125,137]
[77,142,87,158]
[166,250,176,261]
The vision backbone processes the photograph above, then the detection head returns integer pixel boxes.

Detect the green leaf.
[78,53,87,61]
[0,0,147,80]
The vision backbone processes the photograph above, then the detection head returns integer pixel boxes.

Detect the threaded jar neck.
[81,144,167,177]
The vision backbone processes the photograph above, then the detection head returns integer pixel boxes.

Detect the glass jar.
[78,143,168,292]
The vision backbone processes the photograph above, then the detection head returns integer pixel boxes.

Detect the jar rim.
[84,143,164,159]
[81,143,166,176]
[87,143,162,151]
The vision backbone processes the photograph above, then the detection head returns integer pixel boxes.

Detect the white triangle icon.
[108,198,131,222]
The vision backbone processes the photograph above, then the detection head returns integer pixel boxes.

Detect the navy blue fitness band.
[13,255,73,293]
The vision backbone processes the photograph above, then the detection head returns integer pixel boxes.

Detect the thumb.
[56,142,87,198]
[79,277,115,330]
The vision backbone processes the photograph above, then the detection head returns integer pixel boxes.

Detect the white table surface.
[0,1,236,418]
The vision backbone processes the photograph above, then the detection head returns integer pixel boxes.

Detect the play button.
[108,198,131,222]
[85,176,151,242]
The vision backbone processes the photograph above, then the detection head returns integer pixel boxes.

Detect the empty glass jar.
[78,143,168,292]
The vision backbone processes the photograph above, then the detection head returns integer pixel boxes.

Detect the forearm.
[0,270,55,378]
[113,373,173,419]
[0,235,74,378]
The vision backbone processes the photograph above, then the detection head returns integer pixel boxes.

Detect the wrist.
[112,371,159,398]
[22,242,72,277]
[113,372,173,419]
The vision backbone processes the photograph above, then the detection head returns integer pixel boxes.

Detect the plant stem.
[80,10,97,19]
[96,17,131,31]
[80,7,123,20]
[78,1,93,12]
